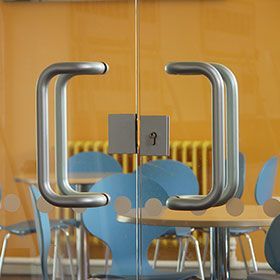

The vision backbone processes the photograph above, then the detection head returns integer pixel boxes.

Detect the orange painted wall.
[0,0,279,263]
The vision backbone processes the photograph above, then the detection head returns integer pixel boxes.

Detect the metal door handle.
[211,64,239,206]
[165,62,226,210]
[37,62,109,208]
[55,73,107,196]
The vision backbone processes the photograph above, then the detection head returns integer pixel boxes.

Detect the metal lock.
[108,114,170,156]
[139,115,170,156]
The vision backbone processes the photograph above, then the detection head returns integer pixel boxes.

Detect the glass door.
[138,1,280,280]
[0,1,139,279]
[1,1,280,280]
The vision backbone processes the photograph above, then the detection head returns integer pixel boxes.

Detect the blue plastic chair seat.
[50,219,80,230]
[198,227,259,235]
[163,227,193,237]
[4,220,36,235]
[230,227,259,235]
[2,219,79,236]
[61,218,80,227]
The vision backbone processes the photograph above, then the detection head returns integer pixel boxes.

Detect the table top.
[117,205,273,228]
[14,172,118,185]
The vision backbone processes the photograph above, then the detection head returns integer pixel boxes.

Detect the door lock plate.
[108,114,170,156]
[140,115,170,156]
[108,114,136,154]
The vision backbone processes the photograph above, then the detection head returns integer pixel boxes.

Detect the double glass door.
[1,1,280,280]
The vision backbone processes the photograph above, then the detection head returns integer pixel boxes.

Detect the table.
[14,172,114,185]
[117,205,273,280]
[15,172,117,280]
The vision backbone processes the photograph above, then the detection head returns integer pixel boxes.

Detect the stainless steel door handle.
[37,62,109,208]
[211,64,239,206]
[165,62,226,210]
[55,73,110,196]
[55,74,79,195]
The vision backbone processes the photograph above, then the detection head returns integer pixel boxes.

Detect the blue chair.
[83,173,199,279]
[0,220,36,275]
[0,187,40,276]
[139,159,204,277]
[29,185,52,279]
[230,156,278,275]
[255,157,279,206]
[201,155,278,275]
[29,185,75,280]
[247,214,280,279]
[0,187,78,277]
[68,151,122,271]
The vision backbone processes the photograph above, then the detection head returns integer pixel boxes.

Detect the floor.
[3,274,273,280]
[1,270,269,280]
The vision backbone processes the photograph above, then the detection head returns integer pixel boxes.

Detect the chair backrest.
[234,152,246,199]
[139,159,199,197]
[68,151,122,173]
[255,156,279,205]
[82,173,170,276]
[139,160,199,236]
[265,214,280,273]
[29,186,51,280]
[68,151,122,191]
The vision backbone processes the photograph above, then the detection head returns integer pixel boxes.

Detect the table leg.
[76,185,89,280]
[210,227,230,280]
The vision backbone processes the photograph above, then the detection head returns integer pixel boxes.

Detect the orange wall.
[0,0,279,262]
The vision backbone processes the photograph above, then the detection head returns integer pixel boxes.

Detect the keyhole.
[149,132,157,145]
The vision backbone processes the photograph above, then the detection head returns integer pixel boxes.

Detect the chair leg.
[202,233,209,269]
[153,239,160,269]
[237,235,250,276]
[61,229,75,280]
[0,233,11,276]
[189,235,205,280]
[41,254,49,280]
[177,237,184,272]
[53,230,60,280]
[244,233,258,272]
[104,245,110,274]
[57,255,64,280]
[179,238,189,272]
[57,231,65,280]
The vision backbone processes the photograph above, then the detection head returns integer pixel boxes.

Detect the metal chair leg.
[61,229,75,280]
[179,238,189,272]
[57,255,64,280]
[53,230,60,280]
[244,233,258,272]
[153,239,160,269]
[57,231,65,280]
[202,232,209,269]
[189,235,205,280]
[104,246,110,274]
[237,235,250,275]
[177,237,184,272]
[0,233,11,276]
